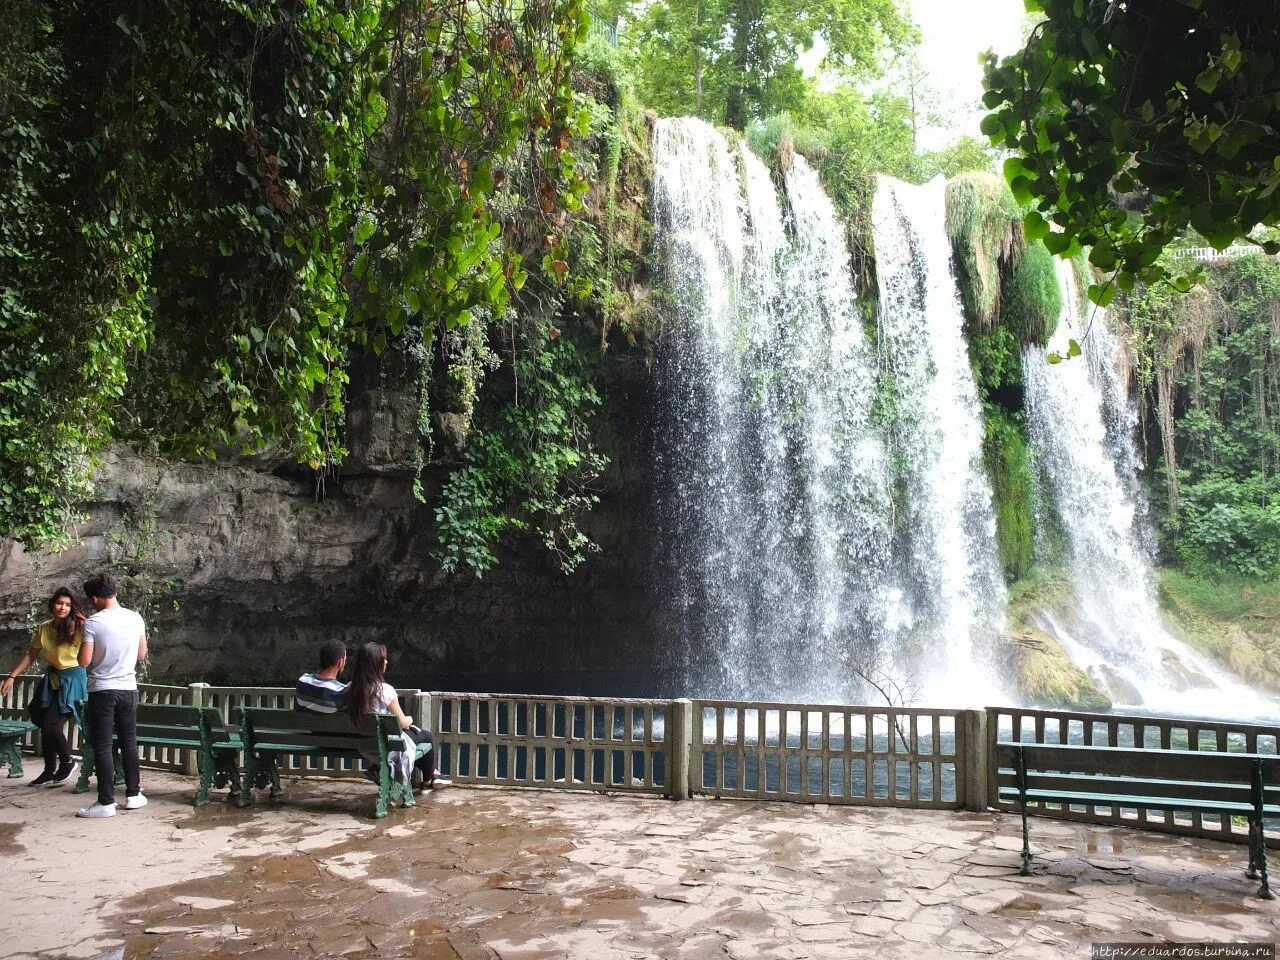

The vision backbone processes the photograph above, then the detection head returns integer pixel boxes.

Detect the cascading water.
[1022,261,1275,719]
[651,125,1267,718]
[871,177,1008,704]
[652,118,899,702]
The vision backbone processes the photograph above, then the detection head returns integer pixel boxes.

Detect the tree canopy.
[1,0,589,547]
[610,0,914,129]
[981,0,1280,304]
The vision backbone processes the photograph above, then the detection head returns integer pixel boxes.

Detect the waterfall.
[651,125,1265,718]
[1022,261,1273,719]
[871,176,1008,704]
[652,118,899,701]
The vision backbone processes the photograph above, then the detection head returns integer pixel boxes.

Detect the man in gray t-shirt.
[76,572,148,818]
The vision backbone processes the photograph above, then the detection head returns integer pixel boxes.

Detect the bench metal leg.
[237,747,257,807]
[374,762,391,819]
[2,737,23,778]
[74,745,93,793]
[1248,819,1261,880]
[194,746,214,807]
[1254,816,1274,900]
[390,772,415,810]
[1019,802,1033,876]
[1015,749,1033,876]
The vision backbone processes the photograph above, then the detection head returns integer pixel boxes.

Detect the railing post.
[416,691,434,731]
[185,682,208,775]
[964,709,989,812]
[670,699,692,800]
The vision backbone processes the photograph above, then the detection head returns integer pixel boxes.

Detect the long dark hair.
[47,587,82,647]
[343,643,388,724]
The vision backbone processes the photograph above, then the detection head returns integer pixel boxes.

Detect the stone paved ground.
[2,770,1278,959]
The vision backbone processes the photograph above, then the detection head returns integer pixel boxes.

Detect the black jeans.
[27,696,72,772]
[404,726,436,780]
[87,689,141,806]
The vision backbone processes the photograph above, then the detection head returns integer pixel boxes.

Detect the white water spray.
[1022,261,1275,720]
[652,118,900,701]
[871,176,1008,705]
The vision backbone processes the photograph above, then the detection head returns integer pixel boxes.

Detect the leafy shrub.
[1177,474,1280,579]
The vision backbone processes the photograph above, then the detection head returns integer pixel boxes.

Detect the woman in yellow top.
[1,587,88,786]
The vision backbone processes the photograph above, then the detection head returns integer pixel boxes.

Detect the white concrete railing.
[0,676,196,773]
[690,700,972,808]
[1176,245,1270,262]
[988,706,1280,846]
[430,692,672,796]
[5,676,1280,844]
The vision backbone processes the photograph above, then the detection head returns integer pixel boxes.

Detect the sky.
[907,0,1029,148]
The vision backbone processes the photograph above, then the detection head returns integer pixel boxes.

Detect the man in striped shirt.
[294,641,348,714]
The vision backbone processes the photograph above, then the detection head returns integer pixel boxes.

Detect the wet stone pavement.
[2,770,1278,959]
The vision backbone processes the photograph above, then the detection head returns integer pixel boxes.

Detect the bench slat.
[241,732,374,752]
[135,705,204,725]
[999,786,1255,814]
[997,769,1256,803]
[997,742,1276,783]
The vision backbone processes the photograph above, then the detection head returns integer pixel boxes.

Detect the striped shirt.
[294,673,348,714]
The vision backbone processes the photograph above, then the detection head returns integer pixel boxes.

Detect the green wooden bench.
[236,707,429,819]
[73,702,241,806]
[0,719,38,778]
[997,741,1280,900]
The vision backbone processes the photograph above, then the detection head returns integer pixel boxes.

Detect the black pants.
[404,726,436,780]
[27,697,72,772]
[88,689,141,806]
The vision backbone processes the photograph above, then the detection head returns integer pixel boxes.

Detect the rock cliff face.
[0,356,675,694]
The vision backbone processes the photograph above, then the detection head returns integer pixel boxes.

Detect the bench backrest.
[237,706,386,755]
[996,742,1280,806]
[132,704,210,747]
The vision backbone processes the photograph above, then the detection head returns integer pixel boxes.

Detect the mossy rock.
[1003,627,1112,711]
[1001,242,1062,348]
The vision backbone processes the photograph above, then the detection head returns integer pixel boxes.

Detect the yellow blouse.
[29,620,83,671]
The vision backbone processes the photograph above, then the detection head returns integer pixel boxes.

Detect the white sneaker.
[124,793,148,810]
[429,774,452,789]
[76,802,117,818]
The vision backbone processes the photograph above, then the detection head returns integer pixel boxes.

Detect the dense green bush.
[1001,243,1062,347]
[1176,475,1280,579]
[1,0,593,550]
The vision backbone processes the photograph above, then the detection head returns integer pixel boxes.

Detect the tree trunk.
[693,0,704,118]
[724,0,761,130]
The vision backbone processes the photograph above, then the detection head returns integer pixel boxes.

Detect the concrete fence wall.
[6,677,1280,845]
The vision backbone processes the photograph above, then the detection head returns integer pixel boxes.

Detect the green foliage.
[1001,243,1062,348]
[982,0,1280,300]
[969,326,1024,396]
[435,337,608,576]
[984,408,1035,582]
[1176,475,1280,579]
[1123,253,1280,577]
[945,173,1021,330]
[1,0,590,548]
[618,0,914,129]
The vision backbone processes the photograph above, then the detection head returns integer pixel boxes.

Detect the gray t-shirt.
[83,606,146,693]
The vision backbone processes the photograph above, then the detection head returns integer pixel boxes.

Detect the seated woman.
[1,587,88,786]
[342,642,450,792]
